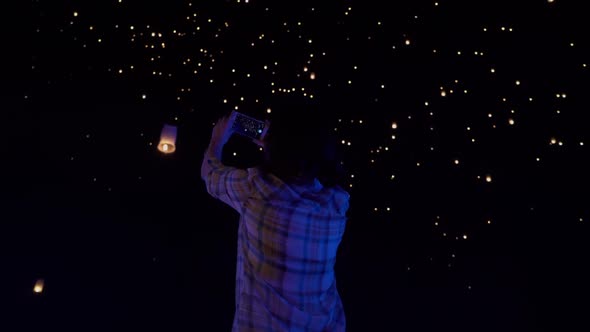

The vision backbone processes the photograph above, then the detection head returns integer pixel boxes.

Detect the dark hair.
[260,102,345,188]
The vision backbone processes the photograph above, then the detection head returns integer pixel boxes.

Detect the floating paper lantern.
[157,124,177,154]
[33,278,44,293]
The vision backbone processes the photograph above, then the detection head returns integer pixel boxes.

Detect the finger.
[253,139,265,148]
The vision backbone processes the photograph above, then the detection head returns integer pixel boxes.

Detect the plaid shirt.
[201,150,350,331]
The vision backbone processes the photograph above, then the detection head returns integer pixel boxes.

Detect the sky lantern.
[33,279,44,294]
[157,124,177,154]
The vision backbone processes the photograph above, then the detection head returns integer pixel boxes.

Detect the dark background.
[3,0,589,331]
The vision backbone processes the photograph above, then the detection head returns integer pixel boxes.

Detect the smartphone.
[230,111,268,141]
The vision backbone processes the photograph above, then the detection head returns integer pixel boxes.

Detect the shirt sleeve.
[200,149,252,214]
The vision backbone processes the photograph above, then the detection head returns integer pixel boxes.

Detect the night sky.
[5,0,589,331]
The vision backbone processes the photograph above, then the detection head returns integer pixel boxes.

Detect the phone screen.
[231,111,266,140]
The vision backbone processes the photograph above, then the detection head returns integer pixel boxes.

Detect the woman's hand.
[208,112,233,157]
[252,119,271,149]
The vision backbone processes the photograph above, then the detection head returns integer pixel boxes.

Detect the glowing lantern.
[33,279,44,293]
[157,124,177,154]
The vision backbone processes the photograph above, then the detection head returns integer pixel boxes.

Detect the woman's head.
[261,101,345,187]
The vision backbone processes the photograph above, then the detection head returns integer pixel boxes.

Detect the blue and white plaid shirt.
[201,149,350,331]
